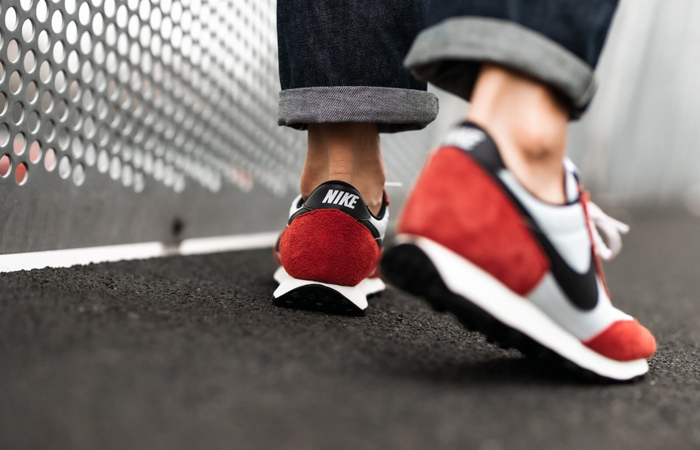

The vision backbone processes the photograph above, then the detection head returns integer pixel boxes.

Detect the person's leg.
[277,0,437,213]
[303,124,385,215]
[468,64,569,204]
[405,0,619,203]
[382,0,656,380]
[273,0,437,314]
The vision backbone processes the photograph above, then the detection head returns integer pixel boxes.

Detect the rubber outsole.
[380,241,644,383]
[272,267,385,316]
[273,285,371,316]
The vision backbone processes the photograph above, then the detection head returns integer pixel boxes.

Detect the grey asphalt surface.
[1,212,699,450]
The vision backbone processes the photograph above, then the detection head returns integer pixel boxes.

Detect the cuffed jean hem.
[277,86,439,133]
[405,17,597,119]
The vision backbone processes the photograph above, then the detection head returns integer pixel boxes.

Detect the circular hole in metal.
[8,39,21,63]
[39,60,51,83]
[51,10,64,33]
[65,0,77,14]
[0,155,11,177]
[79,3,91,25]
[22,19,35,42]
[37,29,50,53]
[53,40,65,63]
[105,23,117,46]
[69,107,83,130]
[0,62,4,83]
[109,156,121,180]
[72,162,85,186]
[81,60,94,82]
[23,50,37,73]
[29,140,41,163]
[56,99,68,121]
[13,133,27,155]
[80,31,92,54]
[128,15,139,38]
[82,89,95,111]
[66,20,78,44]
[58,155,71,179]
[104,0,115,17]
[11,102,25,125]
[25,81,38,103]
[122,164,133,186]
[139,0,150,20]
[9,72,22,94]
[5,7,19,31]
[44,147,56,171]
[0,125,9,147]
[150,7,162,30]
[36,0,49,22]
[85,143,96,166]
[97,124,109,144]
[43,119,55,141]
[58,127,70,150]
[93,12,104,35]
[27,110,40,133]
[15,162,28,185]
[0,93,6,115]
[97,149,109,172]
[67,50,79,73]
[71,136,84,158]
[83,116,95,138]
[116,4,128,27]
[41,91,53,112]
[20,0,34,11]
[69,80,81,102]
[54,70,66,92]
[94,70,107,92]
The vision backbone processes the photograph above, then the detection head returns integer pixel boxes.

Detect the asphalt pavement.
[1,211,699,450]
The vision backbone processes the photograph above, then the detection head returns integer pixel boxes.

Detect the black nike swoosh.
[530,223,599,311]
[457,127,599,311]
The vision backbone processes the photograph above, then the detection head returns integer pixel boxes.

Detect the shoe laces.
[586,199,630,261]
[565,158,629,261]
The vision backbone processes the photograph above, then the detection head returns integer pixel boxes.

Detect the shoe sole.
[273,267,385,316]
[381,235,648,382]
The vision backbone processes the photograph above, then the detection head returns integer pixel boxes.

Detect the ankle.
[468,64,568,204]
[301,123,386,215]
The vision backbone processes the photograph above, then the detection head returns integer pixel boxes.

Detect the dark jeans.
[277,0,619,132]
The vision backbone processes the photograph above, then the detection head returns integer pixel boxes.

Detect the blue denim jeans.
[277,0,619,132]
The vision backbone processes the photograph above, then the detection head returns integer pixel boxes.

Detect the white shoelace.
[564,158,629,261]
[586,201,630,261]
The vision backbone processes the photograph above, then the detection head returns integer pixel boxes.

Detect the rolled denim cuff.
[405,17,597,119]
[278,86,439,133]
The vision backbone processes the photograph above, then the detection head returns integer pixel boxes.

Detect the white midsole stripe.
[273,266,385,310]
[396,234,648,380]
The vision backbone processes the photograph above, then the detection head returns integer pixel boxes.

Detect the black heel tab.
[303,181,371,221]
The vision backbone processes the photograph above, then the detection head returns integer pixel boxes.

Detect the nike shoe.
[273,181,389,315]
[381,122,656,381]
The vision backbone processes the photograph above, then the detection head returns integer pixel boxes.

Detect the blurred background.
[0,0,698,254]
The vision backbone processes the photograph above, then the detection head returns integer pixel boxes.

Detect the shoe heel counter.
[280,209,380,286]
[398,147,548,295]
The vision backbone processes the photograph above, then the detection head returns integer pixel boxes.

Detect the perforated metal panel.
[0,0,440,254]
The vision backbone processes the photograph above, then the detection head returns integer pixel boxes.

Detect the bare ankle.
[468,64,569,204]
[301,123,386,215]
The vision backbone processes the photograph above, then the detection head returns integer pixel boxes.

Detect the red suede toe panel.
[584,320,657,361]
[280,209,379,286]
[398,148,548,296]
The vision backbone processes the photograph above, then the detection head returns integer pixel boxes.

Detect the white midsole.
[273,266,385,310]
[395,234,648,380]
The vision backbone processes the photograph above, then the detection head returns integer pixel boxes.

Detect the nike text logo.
[322,189,359,209]
[442,127,486,151]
